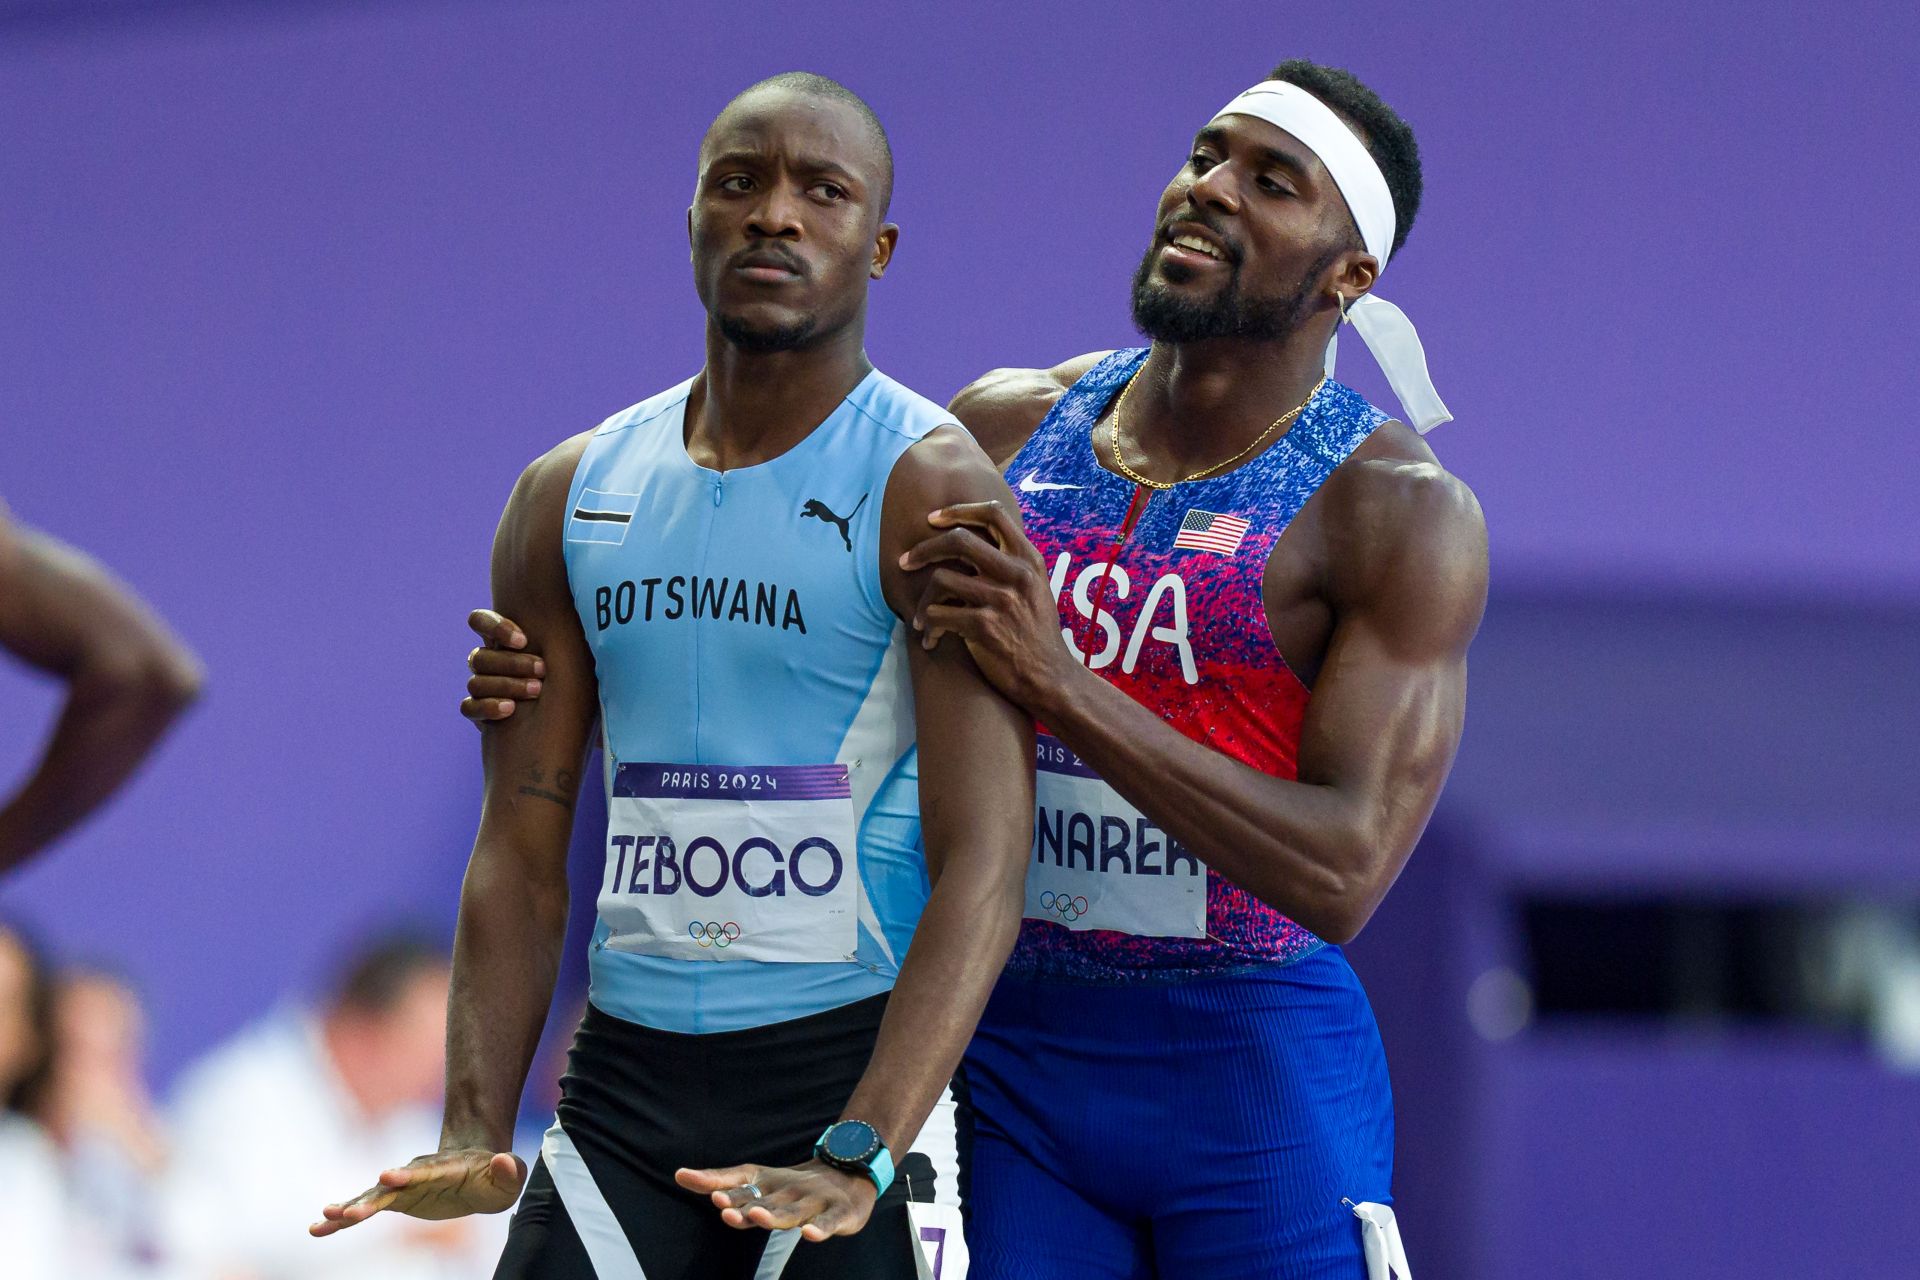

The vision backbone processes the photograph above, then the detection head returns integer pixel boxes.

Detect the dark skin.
[911,111,1487,943]
[314,85,1033,1245]
[0,505,203,875]
[465,110,1487,940]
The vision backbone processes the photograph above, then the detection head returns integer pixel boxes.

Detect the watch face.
[823,1121,879,1163]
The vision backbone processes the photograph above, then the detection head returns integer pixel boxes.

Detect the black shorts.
[495,995,958,1280]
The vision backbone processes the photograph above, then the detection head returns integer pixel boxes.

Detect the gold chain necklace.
[1106,370,1326,490]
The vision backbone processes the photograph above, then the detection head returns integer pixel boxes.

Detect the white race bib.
[600,762,859,963]
[1349,1200,1412,1280]
[1024,735,1207,938]
[910,1202,969,1280]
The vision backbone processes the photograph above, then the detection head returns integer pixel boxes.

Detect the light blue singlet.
[560,369,952,1034]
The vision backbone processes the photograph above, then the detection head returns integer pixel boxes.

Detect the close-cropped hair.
[1268,59,1423,258]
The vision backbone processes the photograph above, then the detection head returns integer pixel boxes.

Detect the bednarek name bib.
[600,763,859,963]
[1025,735,1206,939]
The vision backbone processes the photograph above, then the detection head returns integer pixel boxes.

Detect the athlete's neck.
[688,320,874,472]
[1112,325,1333,483]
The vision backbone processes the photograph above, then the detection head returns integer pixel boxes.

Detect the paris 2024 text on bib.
[601,762,859,963]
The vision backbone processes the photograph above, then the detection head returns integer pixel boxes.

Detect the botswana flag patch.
[567,488,642,545]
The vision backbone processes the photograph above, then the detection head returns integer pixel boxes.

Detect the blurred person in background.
[159,931,506,1279]
[37,967,175,1278]
[0,917,71,1279]
[0,503,203,876]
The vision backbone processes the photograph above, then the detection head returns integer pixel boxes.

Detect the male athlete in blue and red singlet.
[463,59,1486,1279]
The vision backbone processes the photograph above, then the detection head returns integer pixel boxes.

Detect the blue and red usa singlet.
[1003,346,1387,982]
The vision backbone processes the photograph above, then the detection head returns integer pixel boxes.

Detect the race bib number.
[1025,735,1206,938]
[600,762,859,963]
[910,1202,969,1280]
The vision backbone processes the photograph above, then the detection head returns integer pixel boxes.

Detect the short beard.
[1130,245,1340,344]
[716,310,819,354]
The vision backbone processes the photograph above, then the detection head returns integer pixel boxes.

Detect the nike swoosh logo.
[1018,472,1084,493]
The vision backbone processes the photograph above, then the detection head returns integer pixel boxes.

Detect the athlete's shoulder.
[1337,421,1482,527]
[494,428,599,562]
[881,427,1011,548]
[889,423,1003,494]
[520,380,693,498]
[949,351,1117,468]
[516,428,598,499]
[489,429,599,595]
[878,425,1016,617]
[847,369,958,442]
[1325,422,1487,637]
[593,378,696,440]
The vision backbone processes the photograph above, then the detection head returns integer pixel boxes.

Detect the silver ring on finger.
[741,1183,762,1200]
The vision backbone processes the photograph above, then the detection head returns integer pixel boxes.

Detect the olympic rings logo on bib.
[1038,892,1090,922]
[688,921,743,948]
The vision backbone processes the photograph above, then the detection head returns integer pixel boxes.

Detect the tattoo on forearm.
[515,764,576,810]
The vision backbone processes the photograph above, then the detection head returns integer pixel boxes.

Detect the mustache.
[1159,208,1243,265]
[728,244,808,276]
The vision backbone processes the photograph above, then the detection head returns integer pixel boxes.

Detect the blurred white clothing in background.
[159,1006,506,1280]
[0,1111,72,1280]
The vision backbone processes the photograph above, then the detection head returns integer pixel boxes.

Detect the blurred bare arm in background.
[0,504,203,875]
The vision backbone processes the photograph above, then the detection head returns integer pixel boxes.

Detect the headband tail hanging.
[1327,294,1452,433]
[1216,82,1453,433]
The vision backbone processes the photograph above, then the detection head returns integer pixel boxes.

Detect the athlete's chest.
[1015,466,1302,691]
[1005,364,1381,691]
[565,459,885,669]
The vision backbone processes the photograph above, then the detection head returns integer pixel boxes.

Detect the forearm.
[1033,664,1370,940]
[440,836,570,1152]
[439,439,601,1150]
[0,651,201,872]
[838,870,1022,1156]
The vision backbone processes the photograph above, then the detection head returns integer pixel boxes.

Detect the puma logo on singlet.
[800,494,867,552]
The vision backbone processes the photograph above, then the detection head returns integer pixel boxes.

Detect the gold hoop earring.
[1335,292,1352,325]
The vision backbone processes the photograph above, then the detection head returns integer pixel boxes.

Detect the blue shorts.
[960,946,1393,1279]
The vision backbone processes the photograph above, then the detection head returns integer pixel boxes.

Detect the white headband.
[1210,83,1452,432]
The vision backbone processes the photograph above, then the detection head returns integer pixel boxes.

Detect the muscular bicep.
[475,440,600,862]
[0,520,193,680]
[1295,613,1467,855]
[880,428,1036,884]
[1295,469,1487,856]
[0,514,63,667]
[947,352,1110,470]
[904,634,1035,886]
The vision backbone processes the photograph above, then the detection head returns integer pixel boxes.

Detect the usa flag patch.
[1172,508,1251,556]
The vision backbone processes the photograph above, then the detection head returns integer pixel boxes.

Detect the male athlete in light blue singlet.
[314,73,1034,1279]
[468,59,1488,1279]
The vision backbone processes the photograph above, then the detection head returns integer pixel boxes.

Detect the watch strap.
[813,1123,895,1197]
[867,1143,895,1197]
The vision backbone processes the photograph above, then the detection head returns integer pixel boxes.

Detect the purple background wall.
[4,2,1915,1276]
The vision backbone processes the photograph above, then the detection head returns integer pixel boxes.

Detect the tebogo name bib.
[600,762,859,963]
[1025,735,1206,938]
